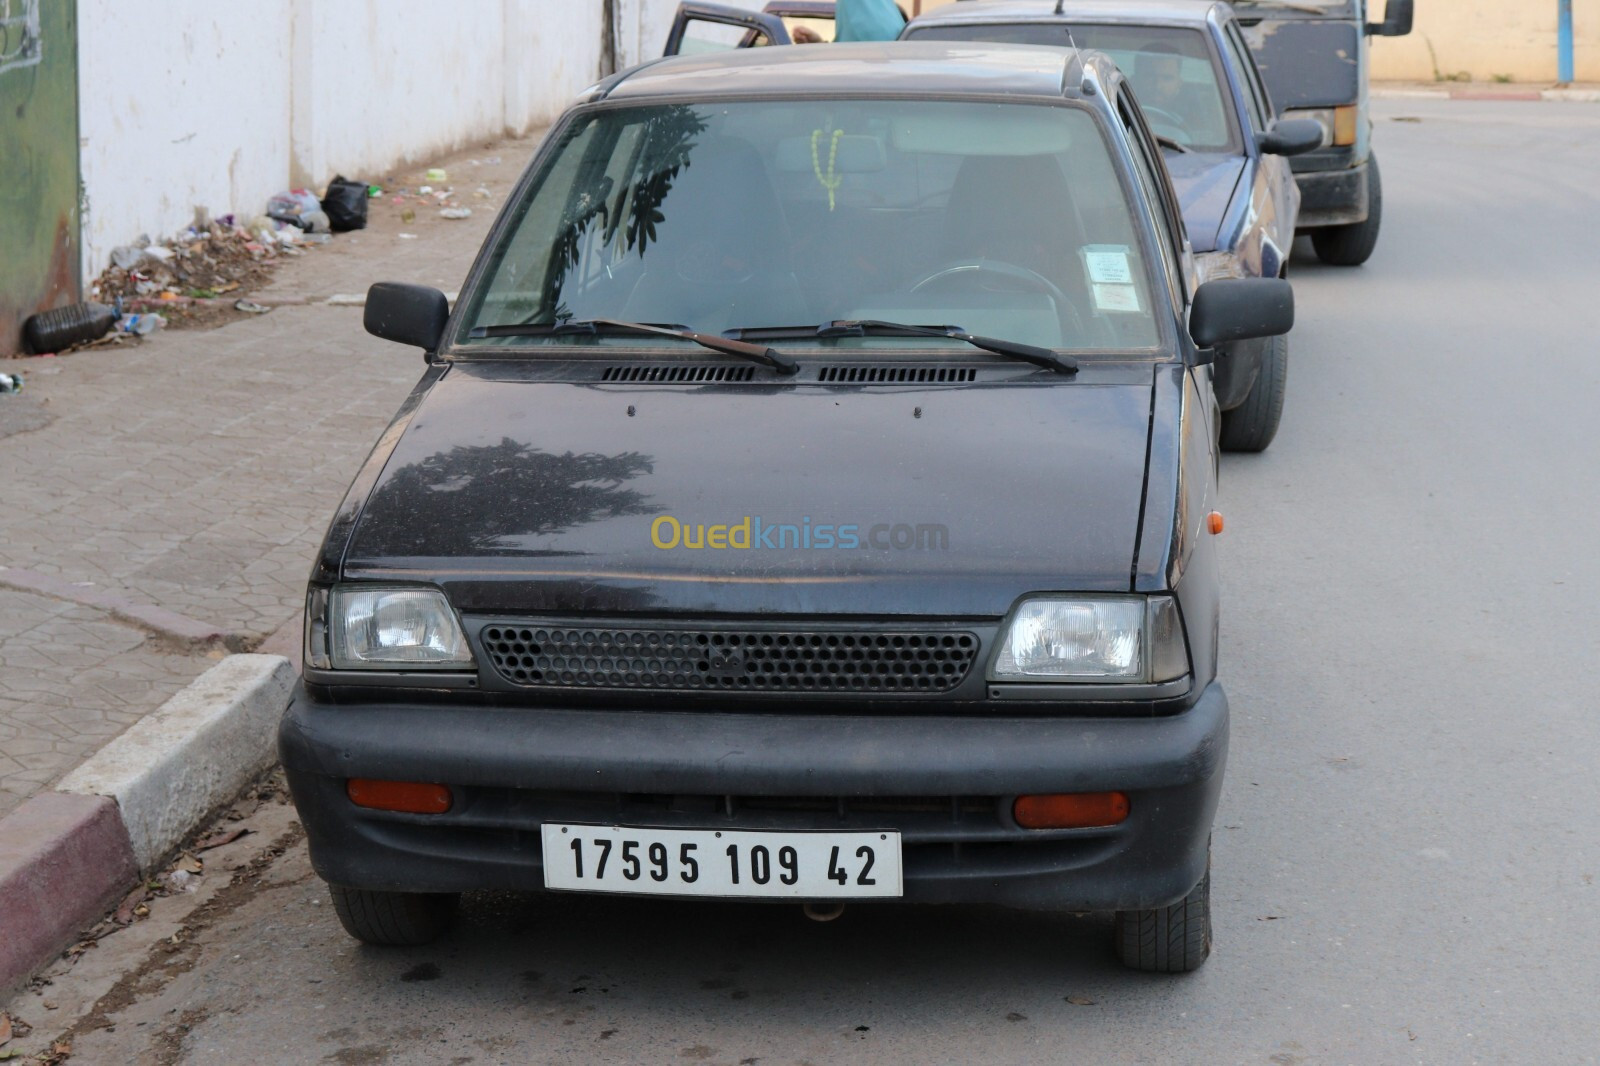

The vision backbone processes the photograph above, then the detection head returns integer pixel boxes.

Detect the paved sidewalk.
[0,130,545,818]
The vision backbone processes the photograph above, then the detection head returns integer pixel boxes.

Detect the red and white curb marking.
[0,654,293,993]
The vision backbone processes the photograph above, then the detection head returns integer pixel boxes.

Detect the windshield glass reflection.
[460,100,1160,352]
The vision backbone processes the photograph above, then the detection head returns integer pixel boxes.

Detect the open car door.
[763,1,840,44]
[664,2,792,55]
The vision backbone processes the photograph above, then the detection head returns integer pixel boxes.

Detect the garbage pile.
[20,174,387,354]
[93,212,300,311]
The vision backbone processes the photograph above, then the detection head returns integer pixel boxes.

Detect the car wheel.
[1113,862,1212,974]
[329,884,459,946]
[1218,331,1288,453]
[1311,152,1383,267]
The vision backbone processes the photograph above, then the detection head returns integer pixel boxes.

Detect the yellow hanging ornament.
[810,128,845,212]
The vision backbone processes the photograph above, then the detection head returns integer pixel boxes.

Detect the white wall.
[77,0,682,283]
[1372,0,1600,82]
[508,1,607,131]
[78,5,295,284]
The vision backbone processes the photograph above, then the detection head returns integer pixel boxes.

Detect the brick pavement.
[0,131,546,817]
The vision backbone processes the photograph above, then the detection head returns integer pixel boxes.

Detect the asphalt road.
[39,99,1600,1065]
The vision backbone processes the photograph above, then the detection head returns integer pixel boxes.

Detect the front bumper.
[279,682,1229,912]
[1293,161,1370,229]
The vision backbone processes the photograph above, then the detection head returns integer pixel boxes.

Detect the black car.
[904,0,1322,453]
[279,42,1292,973]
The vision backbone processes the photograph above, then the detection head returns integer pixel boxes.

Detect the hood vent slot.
[818,366,978,384]
[601,364,754,383]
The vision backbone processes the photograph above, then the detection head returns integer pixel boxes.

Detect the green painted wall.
[1,0,80,355]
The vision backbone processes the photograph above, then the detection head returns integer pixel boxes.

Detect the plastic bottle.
[119,313,166,336]
[22,302,119,353]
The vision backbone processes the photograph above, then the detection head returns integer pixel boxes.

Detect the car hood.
[1239,18,1361,110]
[343,362,1158,618]
[1163,151,1247,255]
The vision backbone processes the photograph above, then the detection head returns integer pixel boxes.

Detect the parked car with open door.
[664,1,793,54]
[665,1,910,54]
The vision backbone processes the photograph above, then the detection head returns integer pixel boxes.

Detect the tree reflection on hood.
[358,439,655,556]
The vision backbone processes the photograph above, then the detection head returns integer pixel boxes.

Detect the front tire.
[1218,331,1288,453]
[1311,153,1383,266]
[329,884,458,946]
[1114,865,1212,973]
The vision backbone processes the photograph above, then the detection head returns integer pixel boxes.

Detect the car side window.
[679,17,773,53]
[1116,89,1186,308]
[1221,23,1271,130]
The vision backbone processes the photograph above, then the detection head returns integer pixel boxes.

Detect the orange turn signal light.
[347,778,453,814]
[1332,104,1359,147]
[1207,511,1225,535]
[1013,792,1130,830]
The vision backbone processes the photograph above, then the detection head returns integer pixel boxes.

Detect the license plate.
[540,824,903,899]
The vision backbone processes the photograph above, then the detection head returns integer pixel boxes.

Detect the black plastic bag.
[322,175,369,232]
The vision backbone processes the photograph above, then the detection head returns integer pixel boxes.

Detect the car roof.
[603,40,1095,102]
[908,0,1225,30]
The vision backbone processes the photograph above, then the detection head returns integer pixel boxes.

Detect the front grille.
[479,625,980,693]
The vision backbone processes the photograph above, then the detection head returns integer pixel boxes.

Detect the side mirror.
[1190,278,1294,350]
[364,282,450,357]
[1257,118,1324,157]
[1366,0,1413,36]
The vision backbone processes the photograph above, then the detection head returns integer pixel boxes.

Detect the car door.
[664,2,791,55]
[1216,14,1298,279]
[763,1,838,43]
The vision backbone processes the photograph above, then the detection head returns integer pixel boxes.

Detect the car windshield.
[907,25,1239,153]
[1229,0,1355,17]
[457,99,1161,354]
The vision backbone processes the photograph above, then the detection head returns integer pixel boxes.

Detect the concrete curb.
[58,654,295,872]
[0,793,138,995]
[0,654,294,994]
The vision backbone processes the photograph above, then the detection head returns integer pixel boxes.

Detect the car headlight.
[326,586,473,670]
[1285,105,1356,148]
[990,595,1188,683]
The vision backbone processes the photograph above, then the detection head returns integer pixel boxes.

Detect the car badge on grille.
[708,648,746,675]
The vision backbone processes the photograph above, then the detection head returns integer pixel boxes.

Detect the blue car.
[905,0,1321,452]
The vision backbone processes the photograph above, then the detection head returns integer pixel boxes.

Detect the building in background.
[1,0,80,353]
[0,0,719,357]
[1,0,1593,356]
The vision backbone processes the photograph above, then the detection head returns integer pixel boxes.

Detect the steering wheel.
[1139,106,1192,146]
[911,259,1066,303]
[908,259,1085,338]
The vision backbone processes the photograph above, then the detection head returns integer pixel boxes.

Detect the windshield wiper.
[1155,135,1191,154]
[468,318,798,375]
[730,320,1077,374]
